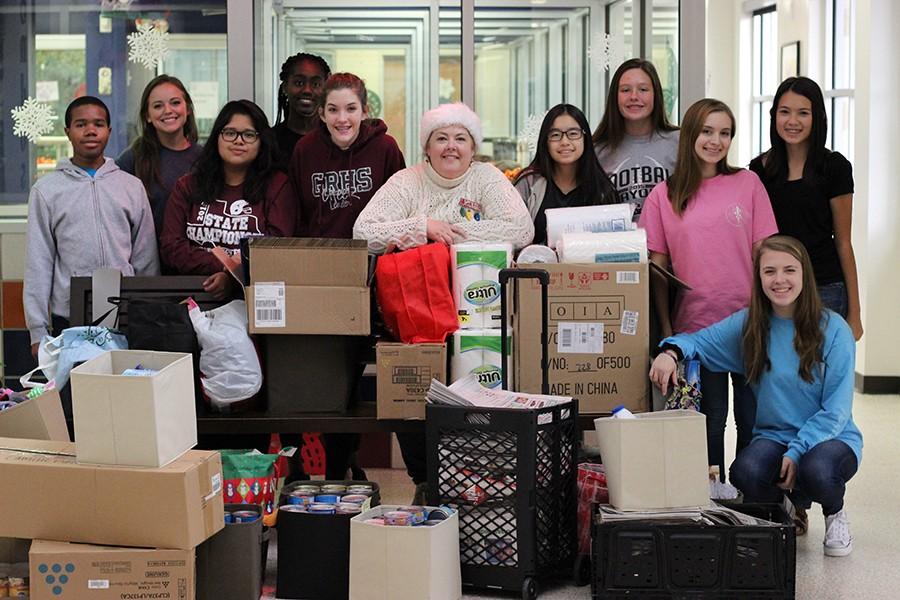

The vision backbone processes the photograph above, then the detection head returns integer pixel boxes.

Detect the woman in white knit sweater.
[353,103,534,253]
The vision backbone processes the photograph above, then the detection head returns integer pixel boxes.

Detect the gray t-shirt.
[595,129,679,219]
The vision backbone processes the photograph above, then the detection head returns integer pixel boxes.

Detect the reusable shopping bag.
[374,243,459,343]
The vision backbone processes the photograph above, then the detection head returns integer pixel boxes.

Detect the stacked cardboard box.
[376,342,447,419]
[0,350,224,600]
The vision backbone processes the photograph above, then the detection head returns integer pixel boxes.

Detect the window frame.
[823,0,855,159]
[749,4,777,158]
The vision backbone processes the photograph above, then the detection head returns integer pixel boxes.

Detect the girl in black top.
[514,104,617,245]
[749,77,862,340]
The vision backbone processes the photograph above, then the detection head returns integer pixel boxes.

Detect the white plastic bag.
[188,299,262,409]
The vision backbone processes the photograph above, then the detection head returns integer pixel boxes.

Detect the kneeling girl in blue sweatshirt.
[649,234,861,558]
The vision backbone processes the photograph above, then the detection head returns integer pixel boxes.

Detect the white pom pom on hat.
[419,102,483,152]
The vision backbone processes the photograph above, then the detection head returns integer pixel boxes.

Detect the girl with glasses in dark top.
[160,99,296,299]
[514,103,617,245]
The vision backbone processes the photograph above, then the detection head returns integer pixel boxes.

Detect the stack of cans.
[281,483,376,516]
[367,506,454,527]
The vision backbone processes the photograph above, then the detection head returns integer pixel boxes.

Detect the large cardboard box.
[30,540,195,600]
[514,263,649,414]
[349,505,461,600]
[0,389,69,441]
[246,284,370,335]
[248,237,369,286]
[70,350,197,467]
[376,343,447,419]
[594,410,710,509]
[0,438,223,549]
[246,238,371,335]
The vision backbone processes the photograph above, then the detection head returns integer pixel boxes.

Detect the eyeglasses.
[220,128,260,143]
[547,128,585,142]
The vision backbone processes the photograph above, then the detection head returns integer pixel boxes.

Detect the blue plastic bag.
[22,326,128,390]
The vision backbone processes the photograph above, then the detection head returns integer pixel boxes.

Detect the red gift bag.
[375,243,459,343]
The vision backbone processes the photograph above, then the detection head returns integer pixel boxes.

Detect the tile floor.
[262,391,900,599]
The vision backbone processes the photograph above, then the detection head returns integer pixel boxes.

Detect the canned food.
[339,494,368,505]
[224,511,234,523]
[232,510,260,523]
[308,503,336,515]
[396,505,426,525]
[287,492,315,506]
[335,503,362,515]
[7,577,27,596]
[280,505,308,513]
[364,518,385,526]
[314,494,341,504]
[322,484,347,494]
[347,484,374,494]
[295,485,321,494]
[423,519,444,527]
[427,507,453,521]
[383,510,413,526]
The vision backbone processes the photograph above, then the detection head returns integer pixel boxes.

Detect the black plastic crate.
[426,400,578,599]
[592,503,796,599]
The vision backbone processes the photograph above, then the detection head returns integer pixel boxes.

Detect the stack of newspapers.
[427,375,571,423]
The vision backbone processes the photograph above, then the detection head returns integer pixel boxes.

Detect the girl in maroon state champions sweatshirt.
[290,73,405,238]
[161,100,296,297]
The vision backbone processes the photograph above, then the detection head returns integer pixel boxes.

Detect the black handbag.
[109,296,199,354]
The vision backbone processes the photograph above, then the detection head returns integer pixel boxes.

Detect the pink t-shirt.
[639,170,778,333]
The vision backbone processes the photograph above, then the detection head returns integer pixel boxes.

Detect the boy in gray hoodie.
[24,96,160,356]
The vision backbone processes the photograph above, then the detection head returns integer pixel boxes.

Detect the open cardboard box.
[0,389,69,442]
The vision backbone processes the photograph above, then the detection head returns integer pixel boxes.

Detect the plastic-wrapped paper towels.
[451,242,512,329]
[558,229,648,264]
[450,329,511,389]
[544,204,634,249]
[516,244,558,264]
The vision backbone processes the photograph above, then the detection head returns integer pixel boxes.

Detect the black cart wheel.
[573,554,591,586]
[522,577,538,600]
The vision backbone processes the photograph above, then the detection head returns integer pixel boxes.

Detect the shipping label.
[557,323,604,354]
[253,282,285,327]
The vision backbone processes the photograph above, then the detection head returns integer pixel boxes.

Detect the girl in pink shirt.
[639,98,778,481]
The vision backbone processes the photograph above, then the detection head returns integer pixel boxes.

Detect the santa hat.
[419,102,483,152]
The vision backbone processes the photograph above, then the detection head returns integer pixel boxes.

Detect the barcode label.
[557,322,604,354]
[88,580,110,589]
[620,310,639,335]
[617,271,640,284]
[254,282,286,327]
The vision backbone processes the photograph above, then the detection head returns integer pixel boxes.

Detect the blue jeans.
[700,368,757,482]
[818,281,848,318]
[730,438,858,516]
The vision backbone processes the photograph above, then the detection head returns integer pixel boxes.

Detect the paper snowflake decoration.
[10,97,57,143]
[127,21,170,70]
[587,32,627,73]
[518,111,548,155]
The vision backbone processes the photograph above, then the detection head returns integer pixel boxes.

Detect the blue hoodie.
[24,157,160,342]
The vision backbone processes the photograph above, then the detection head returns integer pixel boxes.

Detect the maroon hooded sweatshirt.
[290,118,405,238]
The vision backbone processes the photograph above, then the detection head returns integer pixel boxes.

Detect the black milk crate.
[592,503,796,599]
[426,400,578,600]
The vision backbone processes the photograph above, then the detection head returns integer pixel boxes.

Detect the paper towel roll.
[450,329,511,389]
[451,243,512,329]
[558,229,648,264]
[545,204,635,249]
[516,244,558,264]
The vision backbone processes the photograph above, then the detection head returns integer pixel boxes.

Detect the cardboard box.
[349,505,461,600]
[246,284,370,335]
[594,410,710,509]
[248,237,369,286]
[514,263,649,414]
[30,540,194,600]
[376,343,447,419]
[0,389,69,441]
[0,437,223,549]
[70,350,197,467]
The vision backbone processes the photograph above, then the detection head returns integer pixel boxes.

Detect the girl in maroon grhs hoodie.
[290,73,405,238]
[161,100,296,299]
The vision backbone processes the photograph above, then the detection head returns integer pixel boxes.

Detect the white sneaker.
[823,509,853,557]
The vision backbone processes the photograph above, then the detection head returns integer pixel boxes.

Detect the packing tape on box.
[450,329,510,389]
[545,204,635,249]
[451,242,512,329]
[516,244,558,264]
[558,229,648,264]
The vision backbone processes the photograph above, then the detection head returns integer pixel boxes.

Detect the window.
[0,1,227,207]
[825,0,854,159]
[750,6,777,158]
